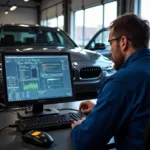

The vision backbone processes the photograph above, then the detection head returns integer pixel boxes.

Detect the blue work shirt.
[71,49,150,150]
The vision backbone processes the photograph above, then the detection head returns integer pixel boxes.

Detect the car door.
[84,28,111,59]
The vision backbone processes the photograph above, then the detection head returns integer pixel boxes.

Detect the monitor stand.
[17,103,59,119]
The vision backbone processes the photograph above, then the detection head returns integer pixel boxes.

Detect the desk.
[0,100,115,150]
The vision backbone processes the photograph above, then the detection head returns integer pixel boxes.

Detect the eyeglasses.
[108,37,121,43]
[107,37,132,50]
[106,37,121,50]
[108,36,131,44]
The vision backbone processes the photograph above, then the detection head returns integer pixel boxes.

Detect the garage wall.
[0,7,37,24]
[40,0,63,21]
[41,0,62,10]
[71,0,116,11]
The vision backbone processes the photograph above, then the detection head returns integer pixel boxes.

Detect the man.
[71,13,150,150]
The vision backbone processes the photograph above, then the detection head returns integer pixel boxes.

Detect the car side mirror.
[93,43,106,50]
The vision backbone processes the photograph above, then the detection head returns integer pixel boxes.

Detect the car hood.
[0,46,112,63]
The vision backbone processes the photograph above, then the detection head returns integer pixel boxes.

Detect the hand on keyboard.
[71,117,86,129]
[17,112,86,133]
[79,101,95,114]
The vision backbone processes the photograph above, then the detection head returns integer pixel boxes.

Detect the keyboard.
[16,112,86,133]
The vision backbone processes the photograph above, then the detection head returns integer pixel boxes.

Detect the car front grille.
[80,67,101,79]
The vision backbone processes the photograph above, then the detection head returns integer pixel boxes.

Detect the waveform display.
[23,82,38,90]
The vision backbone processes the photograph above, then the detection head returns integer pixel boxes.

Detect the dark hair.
[110,13,150,49]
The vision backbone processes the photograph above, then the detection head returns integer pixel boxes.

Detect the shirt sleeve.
[71,78,130,150]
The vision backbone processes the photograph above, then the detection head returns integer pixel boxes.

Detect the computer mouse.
[22,130,54,148]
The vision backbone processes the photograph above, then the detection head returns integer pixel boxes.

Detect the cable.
[0,103,7,112]
[0,124,18,132]
[0,103,6,108]
[0,105,31,113]
[0,108,9,112]
[0,126,9,132]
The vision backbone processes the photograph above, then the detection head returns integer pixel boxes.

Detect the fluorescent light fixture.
[24,0,29,2]
[5,10,8,15]
[10,5,17,11]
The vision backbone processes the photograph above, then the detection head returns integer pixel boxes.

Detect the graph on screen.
[23,82,38,90]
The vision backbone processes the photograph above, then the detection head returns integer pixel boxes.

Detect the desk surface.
[0,100,114,150]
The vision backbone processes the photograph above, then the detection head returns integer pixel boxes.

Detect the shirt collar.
[120,48,150,69]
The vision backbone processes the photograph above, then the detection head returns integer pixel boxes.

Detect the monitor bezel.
[2,51,75,106]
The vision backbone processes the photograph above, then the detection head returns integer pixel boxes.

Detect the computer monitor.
[2,52,75,119]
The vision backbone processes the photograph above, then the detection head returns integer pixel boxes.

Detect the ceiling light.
[24,0,29,2]
[5,10,8,15]
[10,5,17,11]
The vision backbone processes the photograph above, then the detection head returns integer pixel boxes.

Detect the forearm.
[72,110,109,150]
[71,78,130,150]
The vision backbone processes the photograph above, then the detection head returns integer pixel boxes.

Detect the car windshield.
[0,26,78,49]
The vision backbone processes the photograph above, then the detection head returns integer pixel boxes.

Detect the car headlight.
[102,63,114,71]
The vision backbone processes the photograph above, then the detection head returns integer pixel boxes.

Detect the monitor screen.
[2,52,75,105]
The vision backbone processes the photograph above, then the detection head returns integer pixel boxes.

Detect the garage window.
[141,0,150,47]
[58,15,64,30]
[42,16,64,29]
[104,1,117,27]
[40,20,44,26]
[84,5,103,46]
[48,18,57,27]
[74,10,84,46]
[141,0,150,23]
[73,1,117,47]
[41,20,47,26]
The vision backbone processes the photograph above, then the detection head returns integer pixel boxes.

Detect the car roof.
[0,24,59,31]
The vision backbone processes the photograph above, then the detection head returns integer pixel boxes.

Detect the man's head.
[109,13,150,70]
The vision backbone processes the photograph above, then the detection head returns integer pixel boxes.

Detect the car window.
[47,32,54,42]
[90,30,110,50]
[0,26,77,49]
[57,33,64,44]
[1,31,36,43]
[56,32,75,48]
[95,30,109,44]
